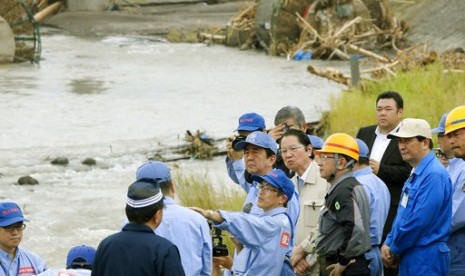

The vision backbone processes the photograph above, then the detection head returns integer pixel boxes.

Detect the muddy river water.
[0,29,344,267]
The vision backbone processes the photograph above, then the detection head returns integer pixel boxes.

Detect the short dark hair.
[376,91,404,109]
[416,136,434,150]
[281,129,314,158]
[157,180,171,195]
[281,129,311,147]
[126,201,165,224]
[67,258,92,270]
[358,157,370,166]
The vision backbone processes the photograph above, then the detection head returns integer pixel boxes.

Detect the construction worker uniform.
[0,246,47,276]
[155,197,212,276]
[354,167,390,276]
[385,152,452,275]
[214,207,293,275]
[315,173,371,276]
[447,157,465,276]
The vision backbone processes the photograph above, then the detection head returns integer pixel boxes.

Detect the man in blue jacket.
[92,179,185,276]
[136,161,212,276]
[192,169,294,276]
[382,118,452,275]
[0,202,47,276]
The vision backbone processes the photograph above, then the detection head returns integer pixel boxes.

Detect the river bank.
[43,1,246,37]
[42,0,465,51]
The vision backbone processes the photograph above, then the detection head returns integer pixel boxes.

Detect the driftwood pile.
[308,45,465,86]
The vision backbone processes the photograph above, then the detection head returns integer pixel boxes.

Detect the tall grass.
[328,63,465,136]
[173,170,246,253]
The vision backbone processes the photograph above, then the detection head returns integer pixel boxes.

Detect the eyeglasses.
[318,155,335,162]
[257,184,279,193]
[435,151,447,159]
[279,145,304,155]
[1,223,26,233]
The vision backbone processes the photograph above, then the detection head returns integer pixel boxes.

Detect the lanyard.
[0,256,21,276]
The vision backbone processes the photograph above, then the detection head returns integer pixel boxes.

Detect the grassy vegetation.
[173,170,246,254]
[328,63,465,138]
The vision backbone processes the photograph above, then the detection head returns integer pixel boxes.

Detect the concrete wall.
[66,0,107,11]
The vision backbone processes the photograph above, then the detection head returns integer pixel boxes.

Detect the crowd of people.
[1,91,465,276]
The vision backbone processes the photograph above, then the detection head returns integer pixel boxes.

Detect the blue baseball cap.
[236,113,266,131]
[251,169,294,201]
[66,245,96,268]
[234,131,278,154]
[307,135,324,149]
[0,202,28,227]
[432,113,448,134]
[136,161,171,182]
[355,138,370,158]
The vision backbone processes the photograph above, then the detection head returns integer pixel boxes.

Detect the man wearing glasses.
[293,133,371,276]
[191,169,295,275]
[0,202,47,276]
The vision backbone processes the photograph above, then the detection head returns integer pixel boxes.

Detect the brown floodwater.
[0,28,345,267]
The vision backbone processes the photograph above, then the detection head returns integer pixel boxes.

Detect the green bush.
[328,63,465,136]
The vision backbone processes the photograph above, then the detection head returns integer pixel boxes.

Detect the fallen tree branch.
[307,65,350,85]
[347,43,391,63]
[296,12,323,40]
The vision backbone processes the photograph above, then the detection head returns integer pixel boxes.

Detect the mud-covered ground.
[42,0,465,50]
[43,1,246,37]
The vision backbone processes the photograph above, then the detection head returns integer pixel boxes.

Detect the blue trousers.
[448,229,465,276]
[399,242,449,276]
[365,246,382,276]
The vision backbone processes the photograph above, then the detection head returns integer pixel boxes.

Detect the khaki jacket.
[292,160,328,245]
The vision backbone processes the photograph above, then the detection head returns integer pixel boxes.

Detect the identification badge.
[280,232,290,248]
[401,191,409,208]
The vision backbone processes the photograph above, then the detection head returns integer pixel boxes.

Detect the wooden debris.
[346,43,391,63]
[198,33,226,44]
[34,1,64,23]
[307,65,351,86]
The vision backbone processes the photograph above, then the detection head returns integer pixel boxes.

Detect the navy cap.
[66,245,96,268]
[432,113,448,134]
[251,169,294,201]
[307,135,324,149]
[234,131,278,154]
[136,161,171,182]
[0,202,29,227]
[356,138,370,158]
[127,179,164,208]
[236,113,266,131]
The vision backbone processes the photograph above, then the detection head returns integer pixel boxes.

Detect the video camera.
[209,222,229,257]
[231,135,246,149]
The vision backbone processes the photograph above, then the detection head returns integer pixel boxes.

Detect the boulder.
[18,176,39,185]
[51,157,69,165]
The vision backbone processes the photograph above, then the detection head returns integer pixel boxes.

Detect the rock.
[51,157,69,165]
[18,176,39,185]
[81,157,97,166]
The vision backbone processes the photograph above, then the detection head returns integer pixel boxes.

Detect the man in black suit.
[356,91,411,275]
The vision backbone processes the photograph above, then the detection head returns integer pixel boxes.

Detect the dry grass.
[173,170,246,253]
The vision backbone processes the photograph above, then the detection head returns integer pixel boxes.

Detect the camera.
[282,123,289,132]
[209,222,229,257]
[231,135,246,149]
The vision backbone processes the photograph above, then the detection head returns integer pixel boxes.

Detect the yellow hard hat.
[445,106,465,135]
[315,133,359,161]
